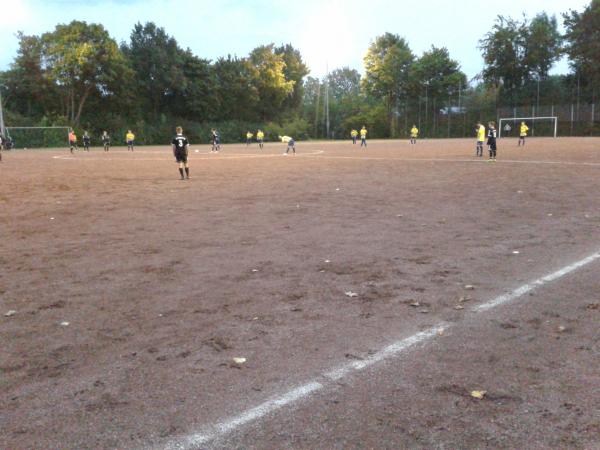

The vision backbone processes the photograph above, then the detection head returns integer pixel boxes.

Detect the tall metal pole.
[0,87,6,138]
[325,63,330,139]
[424,82,428,137]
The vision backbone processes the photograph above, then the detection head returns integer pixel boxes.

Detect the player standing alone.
[410,125,419,145]
[487,121,497,161]
[82,132,91,152]
[69,129,77,154]
[211,129,221,153]
[102,131,110,152]
[360,126,368,147]
[126,130,135,151]
[518,121,529,146]
[172,126,190,180]
[475,122,486,157]
[246,131,253,146]
[351,129,358,144]
[257,129,265,149]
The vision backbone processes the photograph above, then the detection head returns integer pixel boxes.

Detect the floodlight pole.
[325,62,330,139]
[0,86,6,138]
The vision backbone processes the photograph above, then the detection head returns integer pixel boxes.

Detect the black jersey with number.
[172,134,189,150]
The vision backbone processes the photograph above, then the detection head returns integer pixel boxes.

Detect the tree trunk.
[74,86,92,125]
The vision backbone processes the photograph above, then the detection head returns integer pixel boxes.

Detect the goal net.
[6,126,70,149]
[498,117,558,138]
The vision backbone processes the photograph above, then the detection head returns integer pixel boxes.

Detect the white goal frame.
[499,117,558,138]
[6,126,71,148]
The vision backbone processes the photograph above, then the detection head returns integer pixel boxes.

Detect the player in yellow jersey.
[350,129,358,145]
[410,125,419,145]
[246,131,253,146]
[126,130,135,151]
[256,129,265,149]
[360,126,367,147]
[475,122,486,157]
[518,121,529,146]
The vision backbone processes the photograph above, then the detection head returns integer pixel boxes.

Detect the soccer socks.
[185,167,189,178]
[179,168,184,179]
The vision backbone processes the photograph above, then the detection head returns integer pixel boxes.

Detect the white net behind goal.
[6,127,70,149]
[498,117,558,138]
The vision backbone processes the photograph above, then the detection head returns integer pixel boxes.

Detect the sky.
[0,0,590,81]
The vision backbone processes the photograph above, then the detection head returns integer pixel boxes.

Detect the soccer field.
[2,138,600,449]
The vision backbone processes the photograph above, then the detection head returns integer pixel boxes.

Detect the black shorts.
[175,150,188,163]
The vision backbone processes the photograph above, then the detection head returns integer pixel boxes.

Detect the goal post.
[6,126,71,149]
[498,117,558,138]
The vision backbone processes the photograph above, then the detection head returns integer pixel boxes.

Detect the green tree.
[41,21,130,124]
[525,13,562,80]
[248,44,295,120]
[563,0,600,96]
[122,22,184,119]
[275,44,309,113]
[362,33,414,136]
[213,55,258,121]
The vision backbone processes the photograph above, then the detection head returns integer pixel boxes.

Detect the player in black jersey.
[487,121,497,161]
[101,131,110,152]
[172,126,190,180]
[82,131,91,151]
[211,129,221,153]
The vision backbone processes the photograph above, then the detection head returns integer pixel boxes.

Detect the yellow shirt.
[247,132,253,139]
[520,124,529,136]
[257,131,264,140]
[360,128,367,138]
[126,132,135,141]
[410,127,419,138]
[351,130,358,137]
[477,125,486,141]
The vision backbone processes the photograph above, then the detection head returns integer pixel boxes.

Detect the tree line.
[1,0,598,144]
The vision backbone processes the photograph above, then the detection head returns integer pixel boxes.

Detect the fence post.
[570,104,574,136]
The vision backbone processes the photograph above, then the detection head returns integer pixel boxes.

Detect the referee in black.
[172,126,190,180]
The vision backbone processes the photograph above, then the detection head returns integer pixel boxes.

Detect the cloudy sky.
[0,0,590,80]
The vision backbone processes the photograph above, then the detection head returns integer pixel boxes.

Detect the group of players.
[68,129,134,153]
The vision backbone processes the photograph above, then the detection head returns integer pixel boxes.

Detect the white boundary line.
[303,154,600,167]
[51,150,324,161]
[160,249,600,450]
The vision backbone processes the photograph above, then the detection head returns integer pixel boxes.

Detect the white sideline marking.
[305,154,600,167]
[159,249,600,450]
[474,251,600,312]
[52,150,324,161]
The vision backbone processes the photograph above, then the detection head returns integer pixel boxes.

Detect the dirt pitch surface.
[2,138,600,449]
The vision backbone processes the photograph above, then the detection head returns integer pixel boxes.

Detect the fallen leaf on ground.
[557,326,567,333]
[419,309,429,314]
[458,296,471,303]
[464,285,475,290]
[470,390,487,399]
[586,303,599,310]
[345,291,358,298]
[4,310,17,317]
[409,301,421,307]
[453,305,464,310]
[60,321,70,326]
[232,357,247,364]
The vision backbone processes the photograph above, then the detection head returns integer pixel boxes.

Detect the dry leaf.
[233,357,247,364]
[4,310,17,317]
[470,390,487,399]
[453,305,464,310]
[345,291,358,298]
[464,285,475,290]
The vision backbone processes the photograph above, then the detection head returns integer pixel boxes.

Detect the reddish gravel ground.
[1,137,600,449]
